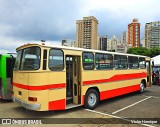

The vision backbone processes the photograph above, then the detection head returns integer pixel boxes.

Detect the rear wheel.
[84,89,99,109]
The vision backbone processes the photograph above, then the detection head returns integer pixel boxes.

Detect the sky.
[0,0,160,53]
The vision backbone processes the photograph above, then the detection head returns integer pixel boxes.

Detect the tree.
[127,47,160,57]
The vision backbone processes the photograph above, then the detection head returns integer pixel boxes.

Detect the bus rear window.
[14,47,41,70]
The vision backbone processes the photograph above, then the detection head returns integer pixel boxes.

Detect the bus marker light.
[28,97,37,102]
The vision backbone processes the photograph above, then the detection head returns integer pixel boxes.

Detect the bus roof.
[16,43,148,58]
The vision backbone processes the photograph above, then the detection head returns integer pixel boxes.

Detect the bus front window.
[14,47,41,70]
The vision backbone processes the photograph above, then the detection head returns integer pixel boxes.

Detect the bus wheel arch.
[140,79,146,93]
[84,87,100,110]
[141,79,146,88]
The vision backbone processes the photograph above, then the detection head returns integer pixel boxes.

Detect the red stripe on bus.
[100,84,140,100]
[82,84,140,105]
[13,82,66,90]
[83,72,147,85]
[49,99,66,110]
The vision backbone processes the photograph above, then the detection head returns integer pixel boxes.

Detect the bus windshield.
[14,46,41,70]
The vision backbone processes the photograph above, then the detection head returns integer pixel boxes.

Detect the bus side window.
[139,57,146,69]
[82,52,94,70]
[114,55,128,69]
[128,56,139,69]
[49,49,64,71]
[95,53,113,70]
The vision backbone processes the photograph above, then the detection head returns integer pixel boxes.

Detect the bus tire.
[84,89,99,110]
[139,82,145,93]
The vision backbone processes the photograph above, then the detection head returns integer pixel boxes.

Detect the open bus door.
[66,56,81,109]
[146,57,152,87]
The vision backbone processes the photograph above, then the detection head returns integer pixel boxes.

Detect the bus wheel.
[140,83,145,93]
[85,89,99,110]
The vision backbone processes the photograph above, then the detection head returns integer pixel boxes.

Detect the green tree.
[127,47,160,57]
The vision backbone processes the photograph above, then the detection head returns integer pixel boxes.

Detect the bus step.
[66,97,73,104]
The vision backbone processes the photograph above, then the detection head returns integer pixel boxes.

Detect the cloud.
[0,0,160,52]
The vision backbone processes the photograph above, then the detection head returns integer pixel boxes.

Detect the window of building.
[95,53,113,70]
[49,49,64,71]
[128,56,139,69]
[114,55,128,69]
[82,52,94,70]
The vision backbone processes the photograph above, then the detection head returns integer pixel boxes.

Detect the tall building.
[128,19,140,48]
[76,16,98,50]
[99,35,107,51]
[122,31,128,46]
[145,21,160,48]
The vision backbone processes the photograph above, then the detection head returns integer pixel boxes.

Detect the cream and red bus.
[12,43,152,111]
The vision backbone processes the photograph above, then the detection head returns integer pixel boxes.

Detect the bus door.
[72,56,81,105]
[66,56,81,107]
[146,61,152,87]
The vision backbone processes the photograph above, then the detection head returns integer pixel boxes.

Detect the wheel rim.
[140,83,144,92]
[88,93,97,107]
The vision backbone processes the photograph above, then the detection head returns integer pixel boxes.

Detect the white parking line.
[143,95,160,99]
[85,109,156,127]
[112,96,152,115]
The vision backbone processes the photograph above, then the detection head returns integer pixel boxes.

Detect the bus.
[0,53,15,100]
[12,43,152,111]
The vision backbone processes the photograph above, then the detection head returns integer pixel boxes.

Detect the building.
[76,16,98,50]
[115,43,127,53]
[145,21,160,48]
[107,35,118,51]
[62,39,75,47]
[99,35,107,51]
[122,31,128,46]
[128,19,140,48]
[141,38,145,47]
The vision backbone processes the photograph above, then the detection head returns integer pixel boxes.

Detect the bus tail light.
[28,97,37,102]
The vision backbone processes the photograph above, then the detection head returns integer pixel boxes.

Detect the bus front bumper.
[12,96,41,111]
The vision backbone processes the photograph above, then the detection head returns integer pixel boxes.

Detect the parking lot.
[0,85,160,127]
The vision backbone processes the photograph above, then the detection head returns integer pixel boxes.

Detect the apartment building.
[76,16,98,50]
[145,21,160,48]
[128,19,140,48]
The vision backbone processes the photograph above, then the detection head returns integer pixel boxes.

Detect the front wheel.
[84,89,99,110]
[139,83,145,93]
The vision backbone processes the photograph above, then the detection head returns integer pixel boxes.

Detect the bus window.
[95,53,113,70]
[114,55,128,69]
[20,47,40,70]
[6,58,15,78]
[82,52,94,70]
[49,49,64,71]
[14,50,22,70]
[139,57,146,69]
[128,56,139,69]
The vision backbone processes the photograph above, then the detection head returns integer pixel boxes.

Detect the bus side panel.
[48,72,66,110]
[48,89,66,110]
[0,56,6,99]
[100,84,140,100]
[82,69,147,104]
